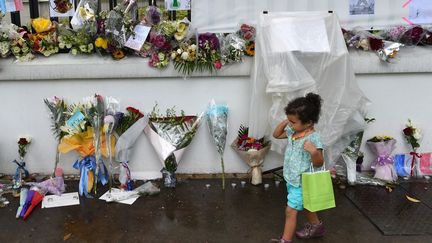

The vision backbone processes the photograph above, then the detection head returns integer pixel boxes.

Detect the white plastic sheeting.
[249,11,369,167]
[192,0,410,33]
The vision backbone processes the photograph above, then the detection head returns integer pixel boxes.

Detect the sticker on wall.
[1,0,23,13]
[165,0,191,11]
[349,0,375,15]
[409,0,432,24]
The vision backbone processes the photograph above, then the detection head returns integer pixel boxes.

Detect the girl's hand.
[304,140,317,153]
[304,140,324,166]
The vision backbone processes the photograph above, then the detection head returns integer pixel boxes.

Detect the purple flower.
[115,112,124,125]
[147,6,161,26]
[198,33,220,50]
[151,34,167,49]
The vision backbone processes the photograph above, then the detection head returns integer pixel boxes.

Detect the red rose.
[403,127,413,136]
[127,107,144,118]
[18,138,28,145]
[127,107,139,113]
[368,37,384,51]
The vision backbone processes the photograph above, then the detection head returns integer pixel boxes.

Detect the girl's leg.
[282,206,298,241]
[304,209,320,224]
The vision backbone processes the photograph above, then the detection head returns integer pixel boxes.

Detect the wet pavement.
[0,179,431,243]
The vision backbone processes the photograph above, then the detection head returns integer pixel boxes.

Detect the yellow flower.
[245,42,255,56]
[112,49,125,60]
[32,18,52,33]
[94,37,108,49]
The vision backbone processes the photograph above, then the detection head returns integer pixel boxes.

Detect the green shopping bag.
[302,165,335,212]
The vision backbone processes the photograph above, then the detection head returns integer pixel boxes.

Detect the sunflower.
[112,49,125,60]
[245,42,255,56]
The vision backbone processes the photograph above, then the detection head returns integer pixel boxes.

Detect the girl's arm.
[273,119,290,139]
[304,141,324,166]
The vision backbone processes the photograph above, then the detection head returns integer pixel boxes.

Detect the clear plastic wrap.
[220,33,245,65]
[206,100,228,189]
[144,110,202,187]
[71,0,97,31]
[383,25,426,46]
[0,24,10,58]
[249,12,369,169]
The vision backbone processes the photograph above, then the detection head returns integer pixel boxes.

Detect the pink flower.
[243,31,253,40]
[213,60,222,70]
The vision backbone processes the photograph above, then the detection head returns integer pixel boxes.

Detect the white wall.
[357,73,432,170]
[1,52,432,178]
[0,73,283,178]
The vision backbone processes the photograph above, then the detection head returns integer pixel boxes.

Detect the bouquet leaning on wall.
[144,105,202,188]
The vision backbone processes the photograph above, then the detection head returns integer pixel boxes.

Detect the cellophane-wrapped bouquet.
[366,136,398,182]
[144,105,202,187]
[231,125,270,185]
[206,100,228,189]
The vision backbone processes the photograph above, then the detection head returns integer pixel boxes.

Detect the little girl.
[272,93,325,243]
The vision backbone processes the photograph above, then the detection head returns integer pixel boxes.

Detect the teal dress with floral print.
[283,126,323,187]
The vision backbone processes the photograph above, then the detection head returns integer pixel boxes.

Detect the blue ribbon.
[73,156,97,198]
[121,161,133,191]
[12,160,29,183]
[97,158,109,186]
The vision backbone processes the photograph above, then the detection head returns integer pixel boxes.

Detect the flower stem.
[53,139,61,177]
[221,157,225,190]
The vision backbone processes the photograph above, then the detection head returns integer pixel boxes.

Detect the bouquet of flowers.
[237,24,255,56]
[44,96,69,176]
[114,106,147,190]
[366,136,398,182]
[336,117,375,185]
[58,99,115,197]
[384,25,425,46]
[102,1,137,60]
[147,31,172,68]
[149,52,169,68]
[52,0,73,14]
[403,119,422,177]
[344,28,403,62]
[17,168,65,220]
[57,25,94,55]
[156,19,190,42]
[231,125,270,185]
[421,28,432,45]
[28,18,59,57]
[144,105,202,187]
[12,137,32,190]
[206,100,228,189]
[171,40,197,76]
[0,28,10,58]
[143,5,162,26]
[71,0,97,31]
[220,33,245,65]
[9,26,34,61]
[196,32,222,73]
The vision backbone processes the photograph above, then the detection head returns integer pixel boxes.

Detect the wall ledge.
[1,46,432,81]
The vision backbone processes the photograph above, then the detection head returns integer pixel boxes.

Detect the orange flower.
[112,49,125,60]
[245,42,255,56]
